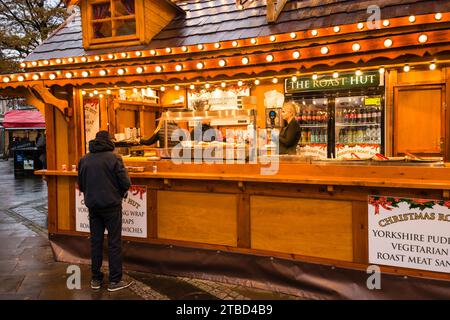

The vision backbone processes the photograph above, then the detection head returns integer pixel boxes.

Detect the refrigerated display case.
[289,92,384,159]
[295,97,329,159]
[334,95,383,160]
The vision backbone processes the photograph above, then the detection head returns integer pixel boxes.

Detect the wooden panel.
[116,109,137,133]
[143,0,177,42]
[141,111,156,138]
[57,176,71,231]
[100,94,108,131]
[44,104,56,170]
[148,189,157,239]
[251,196,353,262]
[157,191,238,246]
[385,69,397,157]
[352,201,368,264]
[253,82,284,129]
[237,193,251,248]
[55,109,69,169]
[397,69,443,85]
[161,87,185,107]
[394,86,443,155]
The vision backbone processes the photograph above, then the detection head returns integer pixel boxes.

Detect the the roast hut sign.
[285,72,383,93]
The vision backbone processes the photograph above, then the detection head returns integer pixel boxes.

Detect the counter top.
[35,161,450,190]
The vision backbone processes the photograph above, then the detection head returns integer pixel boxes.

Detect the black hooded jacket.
[77,138,131,210]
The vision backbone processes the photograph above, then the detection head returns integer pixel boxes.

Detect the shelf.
[299,124,328,128]
[113,99,160,111]
[335,143,381,146]
[336,123,381,127]
[160,109,256,121]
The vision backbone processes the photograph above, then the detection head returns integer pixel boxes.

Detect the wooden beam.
[267,0,288,23]
[31,84,70,117]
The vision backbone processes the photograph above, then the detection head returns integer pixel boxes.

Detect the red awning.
[3,110,45,129]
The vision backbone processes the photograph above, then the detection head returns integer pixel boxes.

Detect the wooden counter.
[36,161,450,190]
[36,161,450,281]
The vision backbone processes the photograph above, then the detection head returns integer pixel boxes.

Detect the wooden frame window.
[83,0,143,48]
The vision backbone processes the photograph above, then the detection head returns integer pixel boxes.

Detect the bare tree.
[0,0,69,73]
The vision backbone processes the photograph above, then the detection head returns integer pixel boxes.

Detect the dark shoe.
[107,280,134,292]
[90,279,102,290]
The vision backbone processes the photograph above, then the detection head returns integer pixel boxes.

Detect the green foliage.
[0,0,69,73]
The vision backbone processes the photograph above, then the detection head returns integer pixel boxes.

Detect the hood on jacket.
[89,138,115,153]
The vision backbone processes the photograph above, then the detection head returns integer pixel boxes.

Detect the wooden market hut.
[0,0,450,298]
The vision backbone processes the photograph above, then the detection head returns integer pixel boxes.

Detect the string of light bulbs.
[17,12,447,70]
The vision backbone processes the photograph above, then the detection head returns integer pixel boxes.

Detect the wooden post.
[45,103,58,233]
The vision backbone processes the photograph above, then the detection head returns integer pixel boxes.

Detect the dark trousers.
[88,206,123,283]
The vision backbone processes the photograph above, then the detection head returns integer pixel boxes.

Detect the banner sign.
[83,98,100,153]
[336,144,380,160]
[76,185,147,238]
[369,196,450,273]
[285,72,382,93]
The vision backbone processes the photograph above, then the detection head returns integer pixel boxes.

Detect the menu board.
[83,98,100,153]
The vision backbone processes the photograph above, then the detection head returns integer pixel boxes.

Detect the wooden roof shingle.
[25,0,450,61]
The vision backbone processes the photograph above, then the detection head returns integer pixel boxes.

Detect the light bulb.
[409,15,416,23]
[266,54,274,62]
[352,43,361,52]
[292,51,300,59]
[219,60,226,67]
[321,46,329,54]
[241,57,249,65]
[418,34,428,43]
[384,39,393,47]
[136,67,144,74]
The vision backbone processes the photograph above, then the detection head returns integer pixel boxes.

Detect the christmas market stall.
[0,0,450,298]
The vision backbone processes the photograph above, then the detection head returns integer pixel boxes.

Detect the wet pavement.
[0,159,303,300]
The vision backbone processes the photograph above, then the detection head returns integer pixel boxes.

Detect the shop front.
[0,0,450,299]
[2,109,46,175]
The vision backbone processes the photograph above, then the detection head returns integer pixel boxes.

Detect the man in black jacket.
[78,130,132,292]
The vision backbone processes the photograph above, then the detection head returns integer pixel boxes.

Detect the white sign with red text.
[76,185,147,238]
[369,196,450,273]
